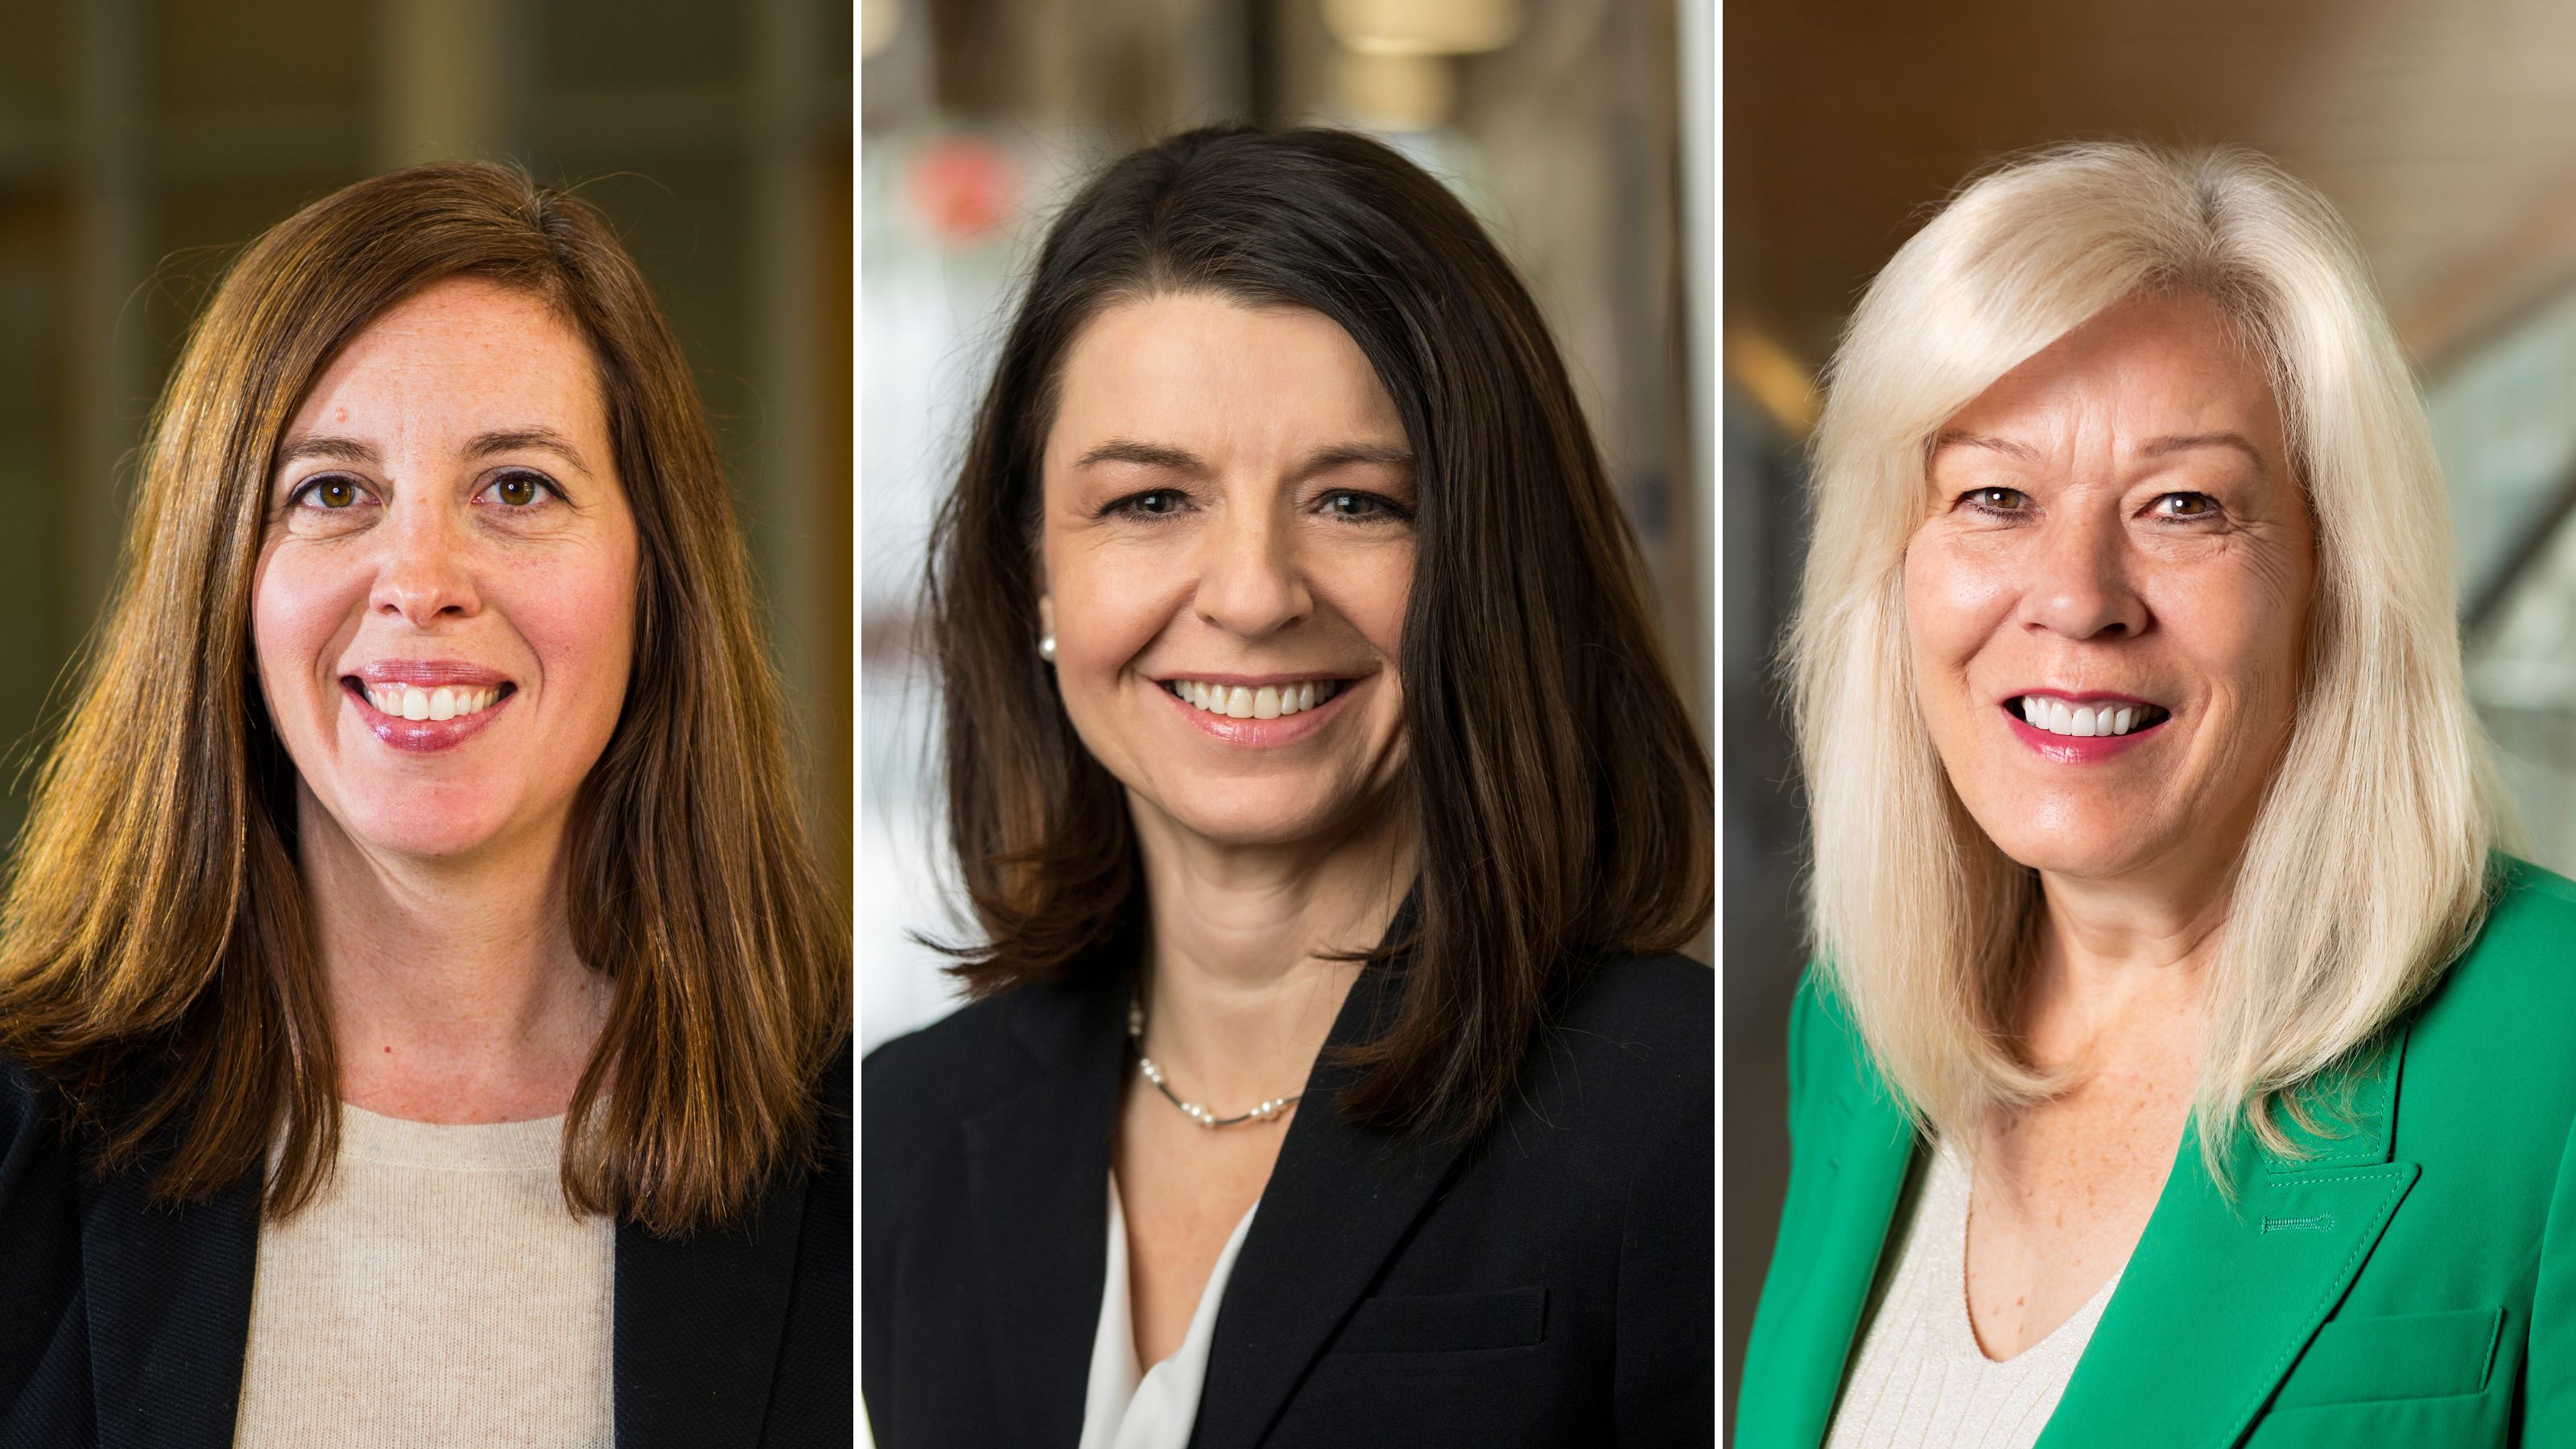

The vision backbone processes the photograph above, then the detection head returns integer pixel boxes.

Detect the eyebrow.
[273,427,595,475]
[1929,431,2039,462]
[2138,431,2268,473]
[1072,437,1415,480]
[1928,429,2269,474]
[275,434,380,469]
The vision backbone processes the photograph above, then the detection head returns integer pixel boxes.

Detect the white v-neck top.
[233,1104,614,1447]
[1079,1176,1261,1449]
[1824,1146,2123,1449]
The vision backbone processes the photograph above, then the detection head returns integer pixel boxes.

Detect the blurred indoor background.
[0,0,853,889]
[860,0,1715,1051]
[1726,0,2576,1426]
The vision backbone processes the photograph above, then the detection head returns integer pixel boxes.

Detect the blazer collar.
[1761,1059,1918,1449]
[613,1142,819,1449]
[2037,1023,2415,1449]
[78,1149,263,1449]
[1774,1021,2416,1449]
[76,1098,825,1449]
[957,960,1133,1445]
[1192,942,1472,1449]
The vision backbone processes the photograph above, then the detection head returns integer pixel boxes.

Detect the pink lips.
[2002,689,2169,765]
[343,659,516,753]
[1158,675,1357,746]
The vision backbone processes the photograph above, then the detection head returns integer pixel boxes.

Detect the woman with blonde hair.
[0,163,849,1447]
[1738,141,2576,1447]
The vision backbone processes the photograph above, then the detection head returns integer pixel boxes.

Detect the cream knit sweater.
[232,1106,614,1447]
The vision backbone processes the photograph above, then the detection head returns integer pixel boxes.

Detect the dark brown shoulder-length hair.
[0,162,849,1236]
[929,125,1711,1137]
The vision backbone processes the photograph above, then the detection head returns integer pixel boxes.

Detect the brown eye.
[487,473,550,507]
[315,479,358,509]
[1963,486,2030,513]
[2154,493,2217,518]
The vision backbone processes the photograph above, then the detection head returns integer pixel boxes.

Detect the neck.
[2021,856,2232,1071]
[1128,792,1418,1109]
[297,783,609,1123]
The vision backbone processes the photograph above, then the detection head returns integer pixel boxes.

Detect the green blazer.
[1737,856,2576,1448]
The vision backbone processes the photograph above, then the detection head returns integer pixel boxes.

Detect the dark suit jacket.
[861,945,1714,1447]
[0,1047,852,1449]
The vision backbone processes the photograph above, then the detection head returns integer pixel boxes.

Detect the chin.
[330,788,522,861]
[1979,824,2165,881]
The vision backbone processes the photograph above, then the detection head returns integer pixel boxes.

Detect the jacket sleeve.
[0,1063,91,1443]
[2524,1104,2576,1435]
[1611,986,1718,1447]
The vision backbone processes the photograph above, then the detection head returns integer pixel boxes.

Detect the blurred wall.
[0,0,852,886]
[1725,0,2576,1429]
[859,0,1710,1050]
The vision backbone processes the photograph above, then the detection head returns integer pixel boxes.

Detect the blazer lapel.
[2037,1026,2417,1449]
[613,1162,812,1448]
[1765,1071,1918,1449]
[78,1154,262,1449]
[959,968,1130,1446]
[1188,960,1472,1449]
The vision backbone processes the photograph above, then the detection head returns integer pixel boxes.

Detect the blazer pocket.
[2270,1306,2503,1410]
[1331,1286,1549,1354]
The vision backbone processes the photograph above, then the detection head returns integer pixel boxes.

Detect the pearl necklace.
[1126,996,1302,1129]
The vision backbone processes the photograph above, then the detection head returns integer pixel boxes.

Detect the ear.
[1038,593,1055,639]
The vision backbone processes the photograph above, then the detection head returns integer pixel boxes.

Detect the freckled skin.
[250,277,637,1122]
[1903,293,2316,1360]
[253,277,640,870]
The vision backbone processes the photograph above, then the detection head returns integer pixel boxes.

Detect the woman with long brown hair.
[0,163,849,1447]
[861,126,1714,1447]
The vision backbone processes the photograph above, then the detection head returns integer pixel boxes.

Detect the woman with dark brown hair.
[861,126,1713,1447]
[0,163,849,1447]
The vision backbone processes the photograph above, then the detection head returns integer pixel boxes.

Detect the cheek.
[511,543,638,710]
[1050,539,1181,666]
[1331,544,1412,656]
[1901,535,2012,683]
[250,542,362,703]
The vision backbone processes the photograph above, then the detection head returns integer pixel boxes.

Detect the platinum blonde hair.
[1787,140,2501,1174]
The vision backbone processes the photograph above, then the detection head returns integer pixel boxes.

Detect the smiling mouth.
[345,677,518,722]
[1162,678,1342,721]
[2008,696,2170,738]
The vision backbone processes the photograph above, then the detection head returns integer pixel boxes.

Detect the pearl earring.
[1038,633,1056,663]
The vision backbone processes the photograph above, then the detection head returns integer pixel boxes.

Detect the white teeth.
[2019,697,2160,738]
[364,681,503,720]
[1166,679,1341,720]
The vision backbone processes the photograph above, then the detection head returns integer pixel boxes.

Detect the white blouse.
[1825,1146,2124,1449]
[1079,1176,1260,1449]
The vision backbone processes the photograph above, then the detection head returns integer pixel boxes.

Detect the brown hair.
[0,162,849,1236]
[928,126,1710,1137]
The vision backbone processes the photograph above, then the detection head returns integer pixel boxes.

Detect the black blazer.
[0,1048,852,1449]
[861,945,1713,1447]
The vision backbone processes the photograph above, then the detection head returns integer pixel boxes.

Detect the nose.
[1191,501,1311,638]
[370,496,481,628]
[2020,505,2147,641]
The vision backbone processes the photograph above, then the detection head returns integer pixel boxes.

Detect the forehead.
[1046,292,1402,457]
[286,276,604,440]
[1937,291,2285,459]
